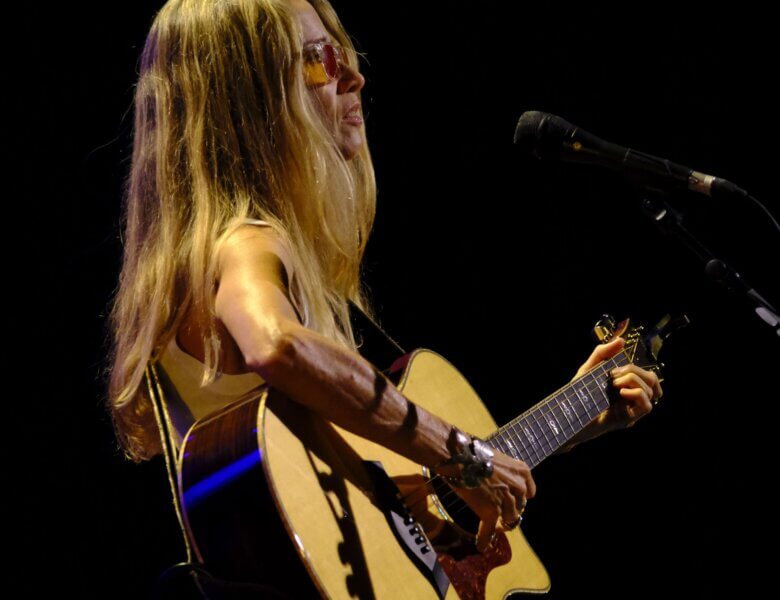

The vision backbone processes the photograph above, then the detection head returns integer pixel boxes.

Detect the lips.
[343,102,362,118]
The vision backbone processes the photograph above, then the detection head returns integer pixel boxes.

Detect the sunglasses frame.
[302,41,350,86]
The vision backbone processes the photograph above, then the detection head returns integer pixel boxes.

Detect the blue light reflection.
[184,449,263,508]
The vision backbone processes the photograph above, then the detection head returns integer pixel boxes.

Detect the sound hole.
[430,474,479,536]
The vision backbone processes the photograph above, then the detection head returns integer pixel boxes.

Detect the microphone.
[513,110,748,200]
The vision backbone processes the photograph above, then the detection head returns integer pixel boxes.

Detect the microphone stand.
[639,191,779,338]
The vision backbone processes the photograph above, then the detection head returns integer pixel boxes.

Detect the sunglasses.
[303,42,350,86]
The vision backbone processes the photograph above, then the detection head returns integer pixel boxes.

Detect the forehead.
[289,0,331,43]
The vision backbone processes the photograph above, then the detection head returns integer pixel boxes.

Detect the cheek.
[311,88,339,124]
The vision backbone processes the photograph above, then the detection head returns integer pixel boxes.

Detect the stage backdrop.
[17,2,778,598]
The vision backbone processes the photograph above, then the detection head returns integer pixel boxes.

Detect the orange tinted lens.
[304,43,347,85]
[304,60,330,85]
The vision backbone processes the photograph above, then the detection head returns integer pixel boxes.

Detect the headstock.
[593,313,690,383]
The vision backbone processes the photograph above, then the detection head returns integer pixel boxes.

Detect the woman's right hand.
[434,450,536,553]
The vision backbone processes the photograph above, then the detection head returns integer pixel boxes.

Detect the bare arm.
[214,225,451,468]
[215,225,536,551]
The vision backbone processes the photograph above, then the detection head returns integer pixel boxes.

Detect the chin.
[339,142,362,161]
[341,148,358,160]
[337,129,364,161]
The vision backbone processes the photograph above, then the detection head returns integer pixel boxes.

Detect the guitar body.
[179,348,551,599]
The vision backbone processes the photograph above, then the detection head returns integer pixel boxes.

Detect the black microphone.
[514,110,748,200]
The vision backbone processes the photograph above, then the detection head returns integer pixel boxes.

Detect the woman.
[107,0,662,576]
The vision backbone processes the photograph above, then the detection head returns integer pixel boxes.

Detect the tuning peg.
[594,314,617,342]
[646,363,666,384]
[661,315,690,340]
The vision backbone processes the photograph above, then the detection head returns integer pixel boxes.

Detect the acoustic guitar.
[171,313,685,599]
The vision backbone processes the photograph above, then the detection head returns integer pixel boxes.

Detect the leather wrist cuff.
[434,426,494,488]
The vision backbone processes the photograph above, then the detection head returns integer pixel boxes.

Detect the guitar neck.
[486,351,632,469]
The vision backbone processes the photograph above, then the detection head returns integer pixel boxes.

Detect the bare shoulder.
[217,223,295,286]
[215,223,304,366]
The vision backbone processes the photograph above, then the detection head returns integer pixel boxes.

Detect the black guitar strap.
[347,299,407,371]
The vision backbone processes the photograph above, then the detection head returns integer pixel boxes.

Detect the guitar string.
[429,355,629,518]
[402,357,617,500]
[399,354,624,499]
[396,352,634,523]
[436,358,624,521]
[399,360,619,521]
[402,368,619,515]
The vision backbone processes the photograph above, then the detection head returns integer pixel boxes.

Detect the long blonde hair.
[107,0,377,462]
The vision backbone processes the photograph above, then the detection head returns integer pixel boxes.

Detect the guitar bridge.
[363,460,451,599]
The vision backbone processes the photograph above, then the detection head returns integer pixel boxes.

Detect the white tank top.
[157,218,309,451]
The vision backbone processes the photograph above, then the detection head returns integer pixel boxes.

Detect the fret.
[614,353,630,368]
[508,420,531,460]
[503,436,522,461]
[589,364,613,410]
[541,399,567,447]
[529,405,555,457]
[491,434,513,458]
[560,387,585,428]
[487,349,640,473]
[506,420,535,464]
[517,415,545,465]
[492,424,517,460]
[579,372,607,414]
[571,379,599,421]
[552,394,577,434]
[551,395,577,438]
[514,417,543,466]
[528,411,554,458]
[493,430,521,460]
[542,404,562,450]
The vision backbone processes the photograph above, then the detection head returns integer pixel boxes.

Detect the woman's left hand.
[565,337,663,448]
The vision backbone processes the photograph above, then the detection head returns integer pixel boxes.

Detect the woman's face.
[291,0,365,160]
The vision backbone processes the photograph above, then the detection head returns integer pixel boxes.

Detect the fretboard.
[486,351,632,469]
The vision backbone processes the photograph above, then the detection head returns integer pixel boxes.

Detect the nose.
[337,63,365,94]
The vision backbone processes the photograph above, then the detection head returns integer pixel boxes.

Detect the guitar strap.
[347,299,408,370]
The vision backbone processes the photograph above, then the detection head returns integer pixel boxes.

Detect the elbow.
[244,327,301,380]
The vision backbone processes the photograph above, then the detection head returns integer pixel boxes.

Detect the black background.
[16,3,779,598]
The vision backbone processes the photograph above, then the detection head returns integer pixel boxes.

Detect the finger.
[648,373,663,401]
[476,516,498,553]
[500,488,521,530]
[613,365,662,400]
[612,372,653,399]
[511,459,536,499]
[618,387,653,422]
[575,337,625,378]
[524,470,537,500]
